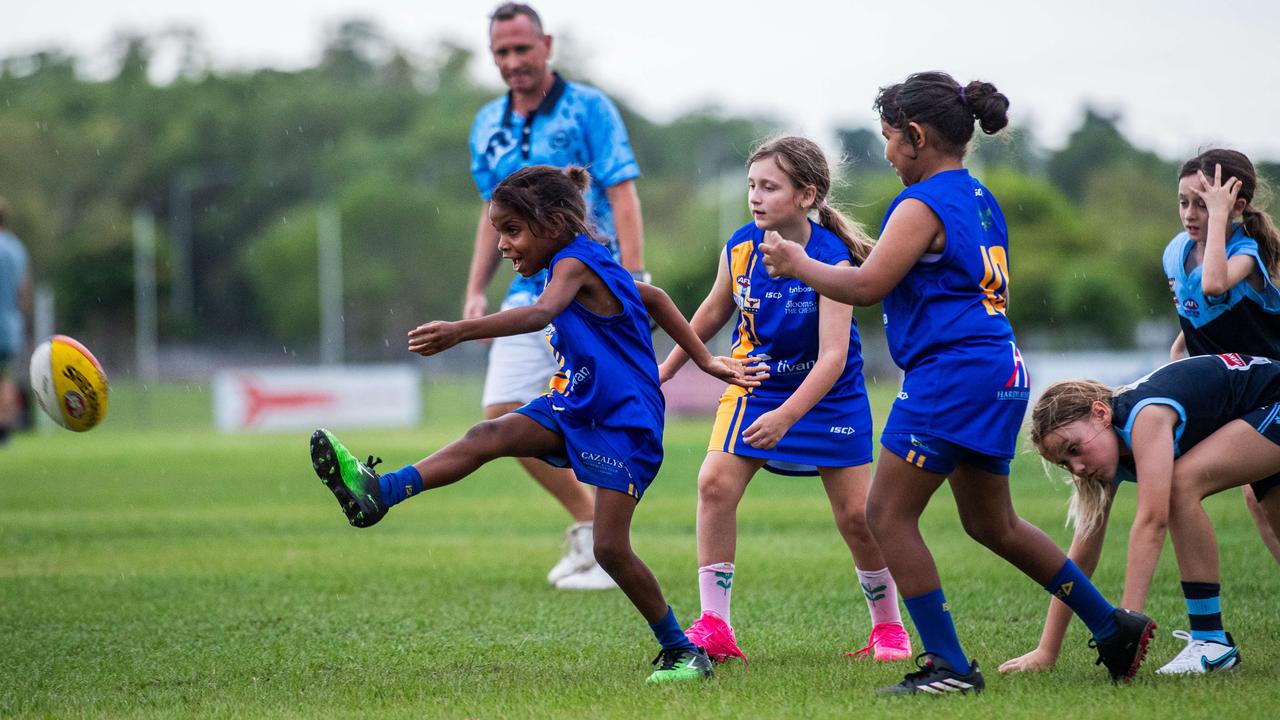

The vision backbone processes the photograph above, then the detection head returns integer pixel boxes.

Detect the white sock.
[856,566,902,626]
[698,562,735,624]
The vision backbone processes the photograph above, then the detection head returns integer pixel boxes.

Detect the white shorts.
[481,328,558,408]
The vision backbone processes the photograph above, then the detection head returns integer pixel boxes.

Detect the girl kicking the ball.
[309,164,762,684]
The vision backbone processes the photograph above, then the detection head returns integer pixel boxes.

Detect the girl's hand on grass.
[997,647,1058,674]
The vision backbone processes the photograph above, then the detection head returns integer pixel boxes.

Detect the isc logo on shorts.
[829,426,856,435]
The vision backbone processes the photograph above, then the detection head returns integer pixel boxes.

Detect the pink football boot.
[685,611,748,665]
[847,622,913,662]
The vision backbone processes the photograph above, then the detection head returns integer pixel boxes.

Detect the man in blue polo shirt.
[464,3,647,590]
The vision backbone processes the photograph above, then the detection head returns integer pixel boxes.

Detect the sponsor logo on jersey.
[830,426,857,435]
[784,299,817,314]
[570,365,592,388]
[579,451,626,475]
[896,391,909,400]
[909,434,935,452]
[765,290,783,299]
[1217,353,1254,369]
[789,285,811,293]
[775,358,816,374]
[742,297,760,314]
[1004,341,1030,390]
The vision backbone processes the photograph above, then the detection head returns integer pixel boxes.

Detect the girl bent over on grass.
[309,165,763,684]
[657,136,909,666]
[1006,353,1280,676]
[759,72,1153,695]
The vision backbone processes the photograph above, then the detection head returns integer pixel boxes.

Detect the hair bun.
[564,166,591,192]
[963,81,1010,135]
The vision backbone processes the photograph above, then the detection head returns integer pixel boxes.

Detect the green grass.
[1,377,1277,718]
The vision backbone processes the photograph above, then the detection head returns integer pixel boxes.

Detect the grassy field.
[1,377,1277,718]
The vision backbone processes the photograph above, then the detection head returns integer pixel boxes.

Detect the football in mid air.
[30,334,110,432]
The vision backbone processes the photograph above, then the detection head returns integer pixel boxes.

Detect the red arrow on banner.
[241,378,336,426]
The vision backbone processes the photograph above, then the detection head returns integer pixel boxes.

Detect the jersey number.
[979,245,1009,316]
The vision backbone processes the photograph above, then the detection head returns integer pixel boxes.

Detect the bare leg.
[1168,420,1280,582]
[1243,486,1280,565]
[695,452,763,566]
[592,486,670,622]
[865,453,946,596]
[949,464,1070,584]
[486,401,594,522]
[412,413,566,491]
[819,463,885,570]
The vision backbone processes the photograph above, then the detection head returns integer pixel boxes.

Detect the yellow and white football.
[30,334,110,432]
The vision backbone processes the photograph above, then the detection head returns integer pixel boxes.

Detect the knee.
[962,513,1017,552]
[697,469,742,510]
[1172,463,1215,504]
[592,531,631,572]
[865,496,891,539]
[832,497,872,538]
[461,420,504,458]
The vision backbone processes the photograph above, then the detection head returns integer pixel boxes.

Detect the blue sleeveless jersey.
[1163,226,1280,359]
[708,221,873,472]
[880,169,1029,458]
[515,235,664,497]
[469,74,640,308]
[1109,354,1280,482]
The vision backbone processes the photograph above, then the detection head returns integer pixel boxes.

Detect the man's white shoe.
[546,521,595,585]
[1155,630,1241,675]
[554,562,618,591]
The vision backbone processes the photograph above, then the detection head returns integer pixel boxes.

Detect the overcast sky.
[9,0,1280,160]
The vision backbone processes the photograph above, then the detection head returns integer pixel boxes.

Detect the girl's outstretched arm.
[637,281,766,389]
[1122,404,1180,610]
[658,254,736,383]
[758,199,938,306]
[407,258,589,356]
[999,483,1117,673]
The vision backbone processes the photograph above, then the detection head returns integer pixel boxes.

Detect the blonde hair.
[748,136,875,264]
[1029,379,1117,535]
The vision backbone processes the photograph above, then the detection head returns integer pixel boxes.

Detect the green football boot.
[645,646,714,684]
[310,428,387,528]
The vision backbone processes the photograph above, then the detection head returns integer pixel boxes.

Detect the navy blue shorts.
[1243,404,1280,501]
[514,394,662,500]
[880,432,1012,476]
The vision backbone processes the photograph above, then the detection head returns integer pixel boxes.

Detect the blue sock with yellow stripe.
[378,465,423,507]
[1044,559,1118,640]
[903,588,968,671]
[1183,581,1228,644]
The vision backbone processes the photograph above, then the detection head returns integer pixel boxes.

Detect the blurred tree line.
[1,22,1277,366]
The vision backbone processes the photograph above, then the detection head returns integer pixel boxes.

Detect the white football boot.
[554,562,618,591]
[1155,630,1241,675]
[546,521,595,585]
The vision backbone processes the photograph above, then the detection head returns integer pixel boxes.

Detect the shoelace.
[365,455,382,471]
[901,652,940,681]
[651,648,689,670]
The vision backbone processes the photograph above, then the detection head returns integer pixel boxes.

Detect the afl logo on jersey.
[736,275,751,291]
[1183,298,1200,312]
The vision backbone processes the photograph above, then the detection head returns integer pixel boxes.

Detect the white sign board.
[213,365,420,432]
